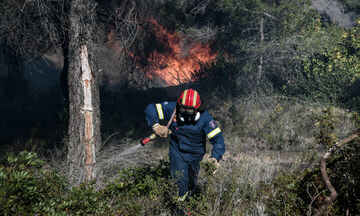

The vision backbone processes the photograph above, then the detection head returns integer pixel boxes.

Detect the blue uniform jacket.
[144,101,225,162]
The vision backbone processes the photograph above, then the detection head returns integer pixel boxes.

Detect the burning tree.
[105,16,218,88]
[139,18,217,86]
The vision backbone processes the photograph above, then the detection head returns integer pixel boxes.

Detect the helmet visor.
[179,105,196,115]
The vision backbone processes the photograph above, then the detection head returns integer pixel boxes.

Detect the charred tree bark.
[67,0,101,184]
[60,27,70,109]
[315,132,360,216]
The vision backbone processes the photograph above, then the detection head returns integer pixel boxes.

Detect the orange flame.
[144,18,217,86]
[106,18,217,86]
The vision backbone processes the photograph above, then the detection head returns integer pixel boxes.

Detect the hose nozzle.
[140,134,156,146]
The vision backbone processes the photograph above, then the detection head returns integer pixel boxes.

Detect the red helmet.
[178,89,201,109]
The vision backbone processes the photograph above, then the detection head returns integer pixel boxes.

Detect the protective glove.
[152,123,171,138]
[208,157,220,175]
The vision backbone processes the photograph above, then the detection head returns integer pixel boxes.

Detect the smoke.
[312,0,355,29]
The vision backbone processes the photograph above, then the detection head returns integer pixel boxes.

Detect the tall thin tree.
[66,0,101,183]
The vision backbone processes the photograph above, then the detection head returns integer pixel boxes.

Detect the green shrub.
[286,19,360,106]
[265,109,360,215]
[264,169,314,216]
[0,151,67,215]
[104,159,177,215]
[314,107,338,149]
[60,183,112,215]
[265,141,360,215]
[0,151,113,215]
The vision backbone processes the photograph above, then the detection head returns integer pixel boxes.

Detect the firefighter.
[144,89,226,202]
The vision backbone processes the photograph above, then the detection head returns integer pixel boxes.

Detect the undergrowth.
[0,151,271,215]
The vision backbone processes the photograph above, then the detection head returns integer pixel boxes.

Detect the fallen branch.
[315,131,360,216]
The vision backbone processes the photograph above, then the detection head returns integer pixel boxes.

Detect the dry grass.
[94,137,168,186]
[198,148,319,215]
[210,96,357,152]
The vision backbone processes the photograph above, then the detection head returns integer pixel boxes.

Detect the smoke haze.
[312,0,355,29]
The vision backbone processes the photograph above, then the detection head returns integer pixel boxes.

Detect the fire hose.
[140,108,177,146]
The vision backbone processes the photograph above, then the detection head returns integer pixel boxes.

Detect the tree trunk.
[66,0,101,184]
[257,16,264,86]
[60,34,70,108]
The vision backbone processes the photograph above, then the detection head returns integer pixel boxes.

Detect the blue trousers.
[170,154,200,199]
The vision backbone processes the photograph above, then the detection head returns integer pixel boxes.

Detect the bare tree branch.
[315,131,360,216]
[237,7,276,19]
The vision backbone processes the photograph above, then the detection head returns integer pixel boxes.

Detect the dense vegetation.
[0,0,360,215]
[0,151,262,215]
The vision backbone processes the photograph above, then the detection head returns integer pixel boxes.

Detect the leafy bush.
[60,183,112,215]
[0,152,178,215]
[0,151,114,215]
[286,19,360,106]
[314,107,338,149]
[0,151,67,215]
[264,170,309,215]
[265,109,360,215]
[104,159,178,215]
[265,141,360,215]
